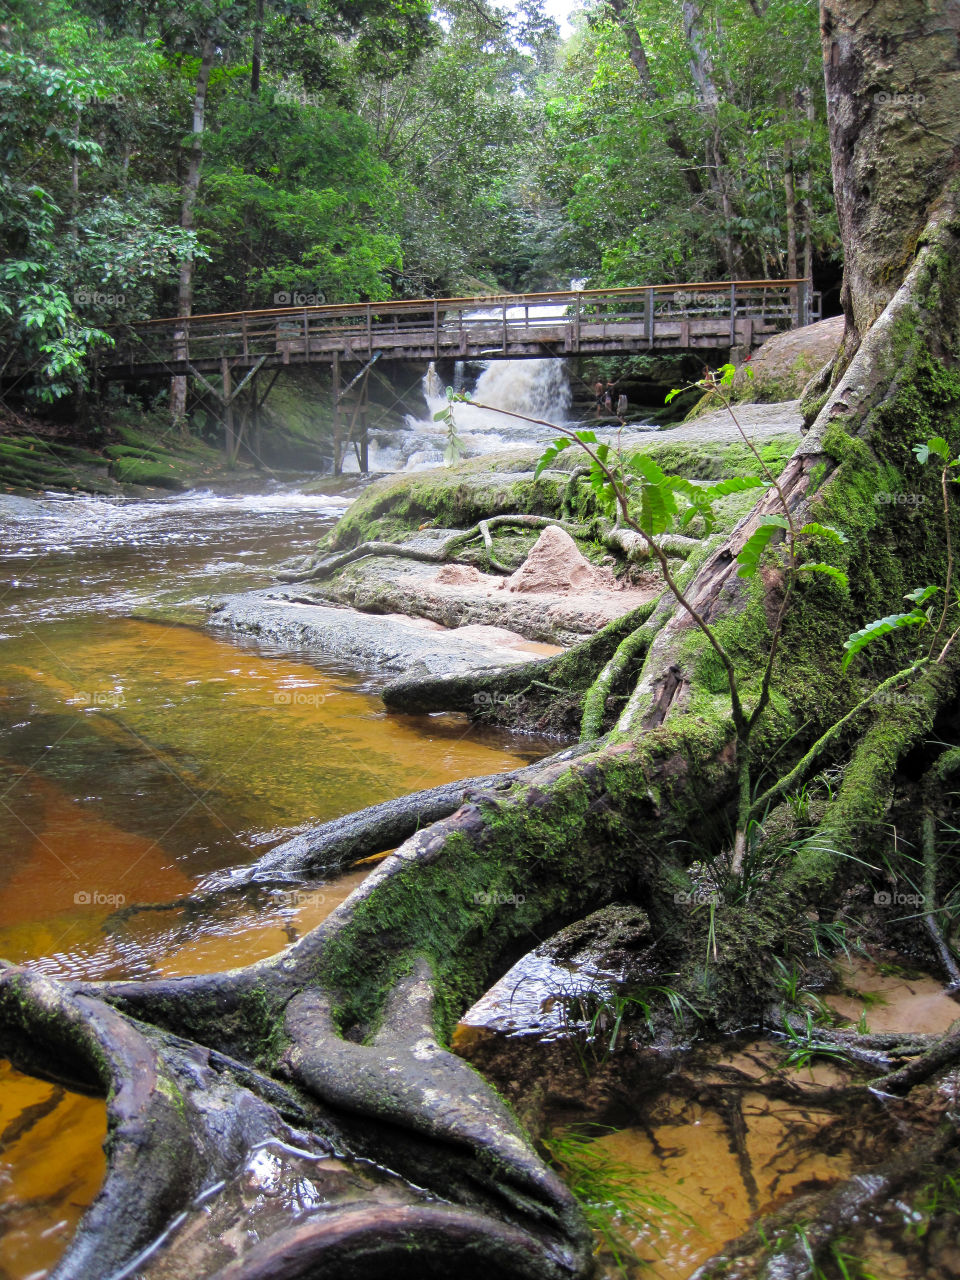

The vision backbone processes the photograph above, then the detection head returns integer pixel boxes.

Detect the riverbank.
[201,401,802,695]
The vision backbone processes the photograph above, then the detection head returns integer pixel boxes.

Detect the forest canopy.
[0,0,837,401]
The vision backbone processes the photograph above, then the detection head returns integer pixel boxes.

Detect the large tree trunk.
[821,0,960,371]
[4,4,960,1279]
[606,0,705,197]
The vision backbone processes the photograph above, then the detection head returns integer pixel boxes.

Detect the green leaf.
[629,453,668,487]
[702,475,769,498]
[913,436,951,464]
[736,516,789,578]
[575,429,598,444]
[799,521,848,544]
[665,388,683,404]
[534,446,558,478]
[904,584,939,605]
[433,409,450,422]
[841,611,929,672]
[797,563,849,589]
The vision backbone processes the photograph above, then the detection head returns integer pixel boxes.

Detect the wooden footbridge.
[101,279,817,381]
[98,279,817,469]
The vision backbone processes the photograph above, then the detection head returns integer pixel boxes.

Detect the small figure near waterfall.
[616,392,628,419]
[593,379,604,414]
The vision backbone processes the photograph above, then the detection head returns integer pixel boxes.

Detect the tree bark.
[606,0,705,196]
[170,34,216,431]
[820,0,960,373]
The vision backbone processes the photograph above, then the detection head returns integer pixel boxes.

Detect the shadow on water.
[0,482,556,1279]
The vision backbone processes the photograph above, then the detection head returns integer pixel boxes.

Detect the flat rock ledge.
[208,588,563,679]
[288,528,660,649]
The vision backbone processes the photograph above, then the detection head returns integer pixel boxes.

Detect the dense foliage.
[0,0,837,402]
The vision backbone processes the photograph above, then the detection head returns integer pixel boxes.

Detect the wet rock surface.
[294,530,658,646]
[207,587,560,678]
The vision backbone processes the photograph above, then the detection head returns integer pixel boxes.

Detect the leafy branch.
[528,362,848,875]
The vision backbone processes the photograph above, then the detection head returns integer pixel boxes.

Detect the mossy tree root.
[0,965,317,1280]
[277,516,593,583]
[579,604,660,740]
[242,766,543,881]
[922,747,960,987]
[380,599,663,732]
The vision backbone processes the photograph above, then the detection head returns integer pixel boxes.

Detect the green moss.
[108,456,185,489]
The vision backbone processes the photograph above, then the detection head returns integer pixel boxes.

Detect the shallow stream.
[0,481,550,1279]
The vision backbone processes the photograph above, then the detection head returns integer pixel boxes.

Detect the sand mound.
[505,526,614,595]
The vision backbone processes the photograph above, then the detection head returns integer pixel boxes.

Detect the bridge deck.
[100,280,817,380]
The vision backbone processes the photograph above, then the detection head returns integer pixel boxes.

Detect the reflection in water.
[0,1063,107,1280]
[0,482,553,1279]
[136,1139,423,1278]
[0,617,547,982]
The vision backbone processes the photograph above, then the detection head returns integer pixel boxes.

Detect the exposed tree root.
[240,766,543,881]
[381,599,661,735]
[692,1128,957,1280]
[579,609,659,739]
[277,515,592,582]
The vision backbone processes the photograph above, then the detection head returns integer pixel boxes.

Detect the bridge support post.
[332,350,343,476]
[645,287,655,345]
[221,357,236,463]
[797,278,809,328]
[359,375,369,473]
[728,282,737,346]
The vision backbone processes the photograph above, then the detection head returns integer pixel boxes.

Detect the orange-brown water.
[0,484,553,1279]
[545,960,960,1280]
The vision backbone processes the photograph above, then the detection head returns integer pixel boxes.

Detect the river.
[0,480,552,1279]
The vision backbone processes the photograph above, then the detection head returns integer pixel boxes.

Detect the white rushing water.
[351,356,572,473]
[344,295,575,472]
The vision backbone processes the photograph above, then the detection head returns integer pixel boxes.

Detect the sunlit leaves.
[913,437,952,465]
[842,610,930,672]
[796,562,848,589]
[736,516,789,578]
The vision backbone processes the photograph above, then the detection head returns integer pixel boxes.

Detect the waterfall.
[353,357,572,473]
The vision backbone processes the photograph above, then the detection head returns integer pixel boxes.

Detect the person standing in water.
[593,379,604,414]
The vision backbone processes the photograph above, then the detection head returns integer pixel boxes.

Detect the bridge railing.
[104,280,816,373]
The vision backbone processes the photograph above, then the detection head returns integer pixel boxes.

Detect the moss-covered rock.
[324,433,800,553]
